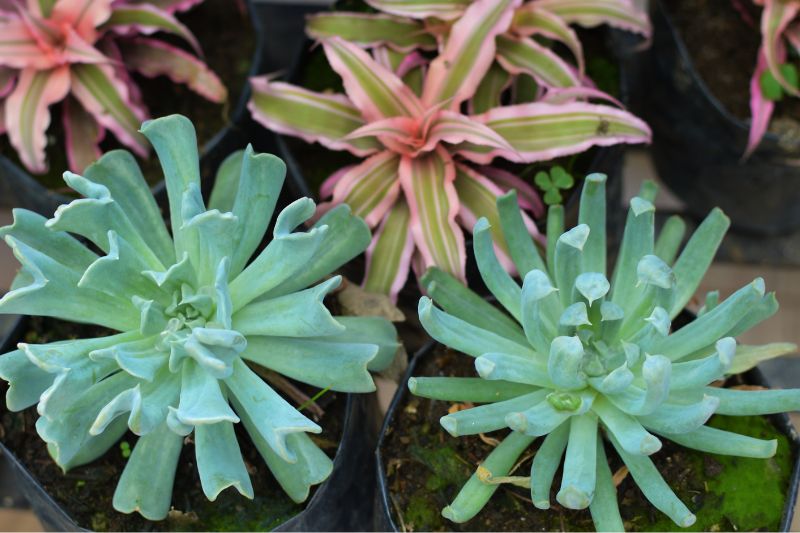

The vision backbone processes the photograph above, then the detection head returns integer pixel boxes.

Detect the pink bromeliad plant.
[307,0,651,98]
[0,0,226,174]
[744,0,800,157]
[249,0,651,300]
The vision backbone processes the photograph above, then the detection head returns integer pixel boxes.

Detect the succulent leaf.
[0,114,399,519]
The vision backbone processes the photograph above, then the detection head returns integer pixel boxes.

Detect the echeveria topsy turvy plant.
[0,114,399,520]
[413,175,799,530]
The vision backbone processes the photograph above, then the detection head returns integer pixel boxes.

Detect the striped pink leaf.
[511,4,584,73]
[476,165,545,219]
[760,0,800,96]
[539,86,623,107]
[422,0,518,109]
[63,95,103,172]
[249,76,380,157]
[745,48,775,159]
[123,0,204,14]
[103,3,202,56]
[496,34,581,88]
[0,67,15,97]
[4,65,70,173]
[306,12,436,52]
[120,37,226,103]
[469,63,511,114]
[0,20,50,69]
[51,0,112,41]
[364,198,415,300]
[399,146,466,280]
[364,0,470,20]
[320,165,356,200]
[330,150,402,227]
[70,62,149,157]
[323,36,424,121]
[427,110,516,152]
[534,0,652,38]
[460,100,651,164]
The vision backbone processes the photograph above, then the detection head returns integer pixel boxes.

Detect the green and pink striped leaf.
[4,65,70,173]
[477,165,545,219]
[306,12,436,52]
[760,0,800,96]
[534,0,651,38]
[0,20,51,69]
[745,49,775,159]
[63,95,103,173]
[511,4,584,73]
[323,36,424,120]
[422,0,518,109]
[120,37,226,103]
[427,110,516,152]
[364,199,415,300]
[496,34,581,88]
[124,0,203,14]
[51,0,112,41]
[248,76,380,157]
[364,0,470,20]
[399,146,466,280]
[103,4,202,56]
[460,101,651,164]
[70,62,148,157]
[330,150,402,227]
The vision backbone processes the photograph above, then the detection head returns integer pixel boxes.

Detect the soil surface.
[0,316,345,531]
[668,0,800,130]
[381,345,794,532]
[0,0,256,192]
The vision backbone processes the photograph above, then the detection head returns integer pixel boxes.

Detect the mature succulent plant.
[412,174,800,530]
[0,0,226,174]
[0,114,399,520]
[249,0,650,300]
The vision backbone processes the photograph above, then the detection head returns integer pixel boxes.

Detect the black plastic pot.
[374,341,800,532]
[0,315,383,532]
[641,0,800,237]
[0,0,274,216]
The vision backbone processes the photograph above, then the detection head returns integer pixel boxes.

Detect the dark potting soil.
[668,0,800,136]
[0,0,255,192]
[0,316,345,531]
[382,345,793,532]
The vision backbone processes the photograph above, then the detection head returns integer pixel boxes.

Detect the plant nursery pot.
[0,315,383,532]
[0,0,270,216]
[374,340,800,532]
[641,0,800,237]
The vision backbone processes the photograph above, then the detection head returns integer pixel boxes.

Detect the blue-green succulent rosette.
[412,175,800,530]
[0,115,399,520]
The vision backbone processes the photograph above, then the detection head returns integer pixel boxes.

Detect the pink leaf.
[0,66,17,97]
[364,0,470,20]
[103,3,202,56]
[760,0,800,96]
[323,36,424,120]
[63,95,104,172]
[477,164,545,219]
[426,109,516,152]
[363,198,415,301]
[5,65,70,173]
[461,100,651,164]
[120,37,226,103]
[534,0,652,38]
[399,146,466,280]
[70,62,149,157]
[123,0,204,14]
[539,86,624,107]
[330,150,402,227]
[320,164,356,199]
[0,19,53,69]
[52,0,112,41]
[744,48,775,159]
[422,0,519,109]
[495,34,581,88]
[511,4,584,73]
[248,76,380,157]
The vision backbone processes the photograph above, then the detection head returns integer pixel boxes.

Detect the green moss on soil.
[384,348,796,532]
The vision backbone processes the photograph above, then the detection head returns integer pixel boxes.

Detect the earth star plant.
[0,114,399,520]
[0,0,226,174]
[412,175,800,530]
[249,0,650,300]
